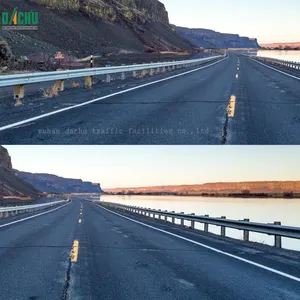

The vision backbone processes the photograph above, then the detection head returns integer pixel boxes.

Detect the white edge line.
[251,58,300,81]
[93,203,300,283]
[0,200,71,228]
[0,57,228,132]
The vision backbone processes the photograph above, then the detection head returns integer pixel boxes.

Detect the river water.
[100,195,300,251]
[255,50,300,62]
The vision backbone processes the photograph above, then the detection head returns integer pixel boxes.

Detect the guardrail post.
[158,209,162,220]
[164,210,168,222]
[106,74,111,83]
[0,212,3,218]
[55,80,65,92]
[13,85,25,106]
[190,213,195,229]
[243,219,250,242]
[85,76,93,88]
[204,215,209,232]
[150,68,154,76]
[221,216,226,236]
[172,211,175,223]
[274,221,282,248]
[180,212,184,226]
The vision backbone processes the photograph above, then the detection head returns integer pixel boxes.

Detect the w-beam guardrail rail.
[0,55,225,104]
[98,202,300,249]
[0,200,68,218]
[251,56,300,70]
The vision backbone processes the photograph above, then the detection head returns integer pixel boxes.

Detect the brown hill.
[0,146,40,199]
[260,42,300,49]
[105,181,300,195]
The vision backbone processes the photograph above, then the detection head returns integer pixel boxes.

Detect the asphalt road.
[0,198,300,300]
[0,53,300,144]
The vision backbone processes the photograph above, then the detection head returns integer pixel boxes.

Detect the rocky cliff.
[0,0,195,57]
[15,171,103,194]
[0,146,40,198]
[175,27,260,49]
[105,181,300,195]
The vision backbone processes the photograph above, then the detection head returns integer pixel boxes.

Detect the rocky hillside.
[0,0,195,57]
[15,171,103,194]
[105,181,300,195]
[175,27,260,49]
[0,146,40,198]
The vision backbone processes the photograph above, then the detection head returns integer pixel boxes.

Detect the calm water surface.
[257,50,300,62]
[101,195,300,251]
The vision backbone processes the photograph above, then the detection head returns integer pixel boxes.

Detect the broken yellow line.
[79,219,82,223]
[70,240,79,262]
[227,95,236,118]
[236,74,239,79]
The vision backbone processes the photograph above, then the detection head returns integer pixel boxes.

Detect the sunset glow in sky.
[4,146,300,189]
[160,0,300,43]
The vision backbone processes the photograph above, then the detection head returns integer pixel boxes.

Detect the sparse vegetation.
[41,82,61,98]
[0,39,12,67]
[283,192,294,198]
[72,81,80,88]
[38,0,79,10]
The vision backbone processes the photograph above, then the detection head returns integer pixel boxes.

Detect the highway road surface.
[0,53,300,145]
[0,198,300,300]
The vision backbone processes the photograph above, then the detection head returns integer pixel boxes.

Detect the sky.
[159,0,300,43]
[3,146,300,189]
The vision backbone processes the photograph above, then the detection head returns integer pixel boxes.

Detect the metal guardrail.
[99,202,300,248]
[251,56,300,70]
[0,55,224,88]
[0,200,68,218]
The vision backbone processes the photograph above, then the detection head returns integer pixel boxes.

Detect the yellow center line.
[236,74,239,79]
[70,240,79,262]
[227,95,236,118]
[79,219,82,223]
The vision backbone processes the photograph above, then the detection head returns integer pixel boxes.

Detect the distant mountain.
[175,26,260,49]
[260,42,300,49]
[0,146,40,199]
[15,171,103,194]
[105,181,300,195]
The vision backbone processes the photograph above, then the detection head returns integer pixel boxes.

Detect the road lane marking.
[227,95,236,117]
[0,56,229,132]
[0,201,71,229]
[70,240,79,262]
[79,219,82,223]
[235,74,239,79]
[251,59,300,81]
[95,204,300,284]
[80,212,82,215]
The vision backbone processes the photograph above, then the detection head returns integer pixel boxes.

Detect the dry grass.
[72,81,80,88]
[42,82,60,98]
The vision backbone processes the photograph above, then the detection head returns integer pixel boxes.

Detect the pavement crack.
[62,257,72,300]
[221,113,229,145]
